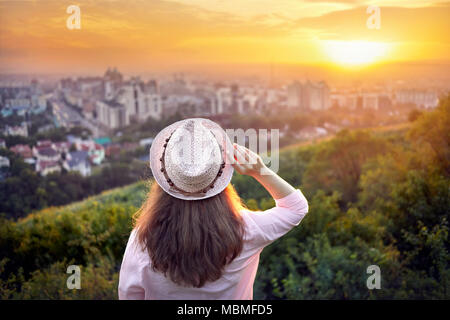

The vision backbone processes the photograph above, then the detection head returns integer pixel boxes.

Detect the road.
[51,96,106,138]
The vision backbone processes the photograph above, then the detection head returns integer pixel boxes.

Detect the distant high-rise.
[104,67,123,83]
[146,80,158,94]
[104,67,123,100]
[96,100,129,129]
[230,84,239,114]
[115,79,162,122]
[287,81,302,108]
[395,90,438,109]
[211,87,230,115]
[287,80,330,111]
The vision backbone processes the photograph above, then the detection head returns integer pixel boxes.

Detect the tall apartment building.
[211,87,231,115]
[395,90,438,109]
[96,100,129,129]
[287,81,302,108]
[115,79,162,122]
[104,67,123,100]
[97,76,162,129]
[287,80,330,111]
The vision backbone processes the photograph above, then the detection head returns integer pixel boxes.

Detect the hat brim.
[149,118,234,200]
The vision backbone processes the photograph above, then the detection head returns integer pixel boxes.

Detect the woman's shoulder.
[125,229,151,265]
[239,209,267,238]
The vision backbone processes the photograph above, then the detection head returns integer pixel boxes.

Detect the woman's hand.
[230,143,296,200]
[231,143,267,177]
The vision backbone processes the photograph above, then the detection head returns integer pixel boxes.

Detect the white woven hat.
[149,118,234,200]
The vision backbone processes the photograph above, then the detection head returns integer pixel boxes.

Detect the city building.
[139,137,154,147]
[81,100,96,119]
[115,79,162,122]
[72,139,104,165]
[361,93,393,110]
[53,141,71,154]
[302,81,330,111]
[5,98,31,108]
[286,80,330,111]
[4,122,28,137]
[64,151,91,177]
[209,85,260,115]
[0,155,10,168]
[395,90,439,109]
[0,155,9,181]
[230,84,240,114]
[89,144,105,165]
[10,144,33,159]
[33,146,60,162]
[347,94,362,110]
[330,93,346,108]
[105,144,121,158]
[211,87,230,115]
[287,81,302,108]
[96,76,162,128]
[362,93,380,110]
[331,91,393,110]
[31,94,47,110]
[3,93,46,115]
[104,67,124,99]
[96,100,129,129]
[94,137,112,147]
[36,160,60,176]
[36,140,53,148]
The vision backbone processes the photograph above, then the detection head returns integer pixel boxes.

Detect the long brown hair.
[133,182,245,288]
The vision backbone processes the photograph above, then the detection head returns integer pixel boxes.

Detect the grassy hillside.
[0,181,150,299]
[1,98,448,299]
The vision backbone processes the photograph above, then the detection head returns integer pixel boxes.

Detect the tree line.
[0,96,448,299]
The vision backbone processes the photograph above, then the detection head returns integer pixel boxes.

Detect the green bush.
[1,98,449,299]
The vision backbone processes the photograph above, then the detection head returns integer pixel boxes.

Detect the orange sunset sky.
[0,0,449,75]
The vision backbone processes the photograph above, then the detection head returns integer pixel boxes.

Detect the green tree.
[408,96,450,176]
[303,130,389,204]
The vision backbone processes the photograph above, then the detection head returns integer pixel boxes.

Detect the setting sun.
[323,41,390,67]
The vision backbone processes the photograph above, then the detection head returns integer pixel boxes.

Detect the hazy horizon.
[1,0,449,78]
[1,60,449,89]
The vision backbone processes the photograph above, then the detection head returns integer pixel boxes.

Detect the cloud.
[290,2,450,42]
[0,0,449,73]
[303,0,358,2]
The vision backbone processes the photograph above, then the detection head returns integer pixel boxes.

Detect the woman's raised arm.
[231,143,296,199]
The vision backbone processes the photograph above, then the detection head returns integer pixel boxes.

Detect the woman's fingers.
[234,144,247,164]
[224,143,235,165]
[232,162,246,174]
[237,144,259,165]
[231,143,266,176]
[245,148,259,165]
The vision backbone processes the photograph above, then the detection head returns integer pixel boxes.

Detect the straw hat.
[149,118,234,200]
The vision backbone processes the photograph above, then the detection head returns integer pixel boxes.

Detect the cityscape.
[0,68,446,179]
[0,0,449,302]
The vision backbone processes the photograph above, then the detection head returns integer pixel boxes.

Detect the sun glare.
[323,41,390,67]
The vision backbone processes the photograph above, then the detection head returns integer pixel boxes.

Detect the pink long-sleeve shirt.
[118,189,309,300]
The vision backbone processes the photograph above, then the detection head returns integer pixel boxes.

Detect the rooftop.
[101,99,124,108]
[94,137,112,146]
[10,144,31,152]
[36,147,58,157]
[67,151,89,168]
[38,160,60,170]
